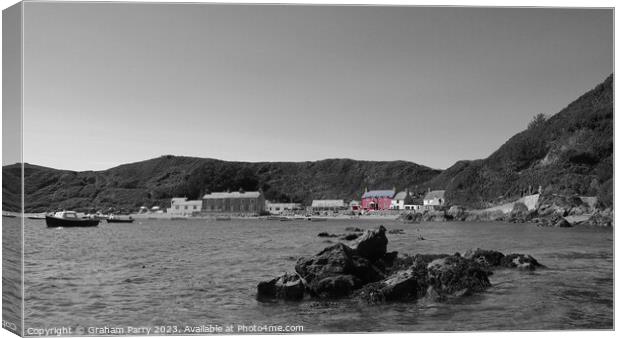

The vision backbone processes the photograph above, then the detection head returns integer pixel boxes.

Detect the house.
[390,190,410,210]
[202,190,265,214]
[391,190,423,210]
[168,197,202,216]
[361,189,395,211]
[349,200,361,212]
[311,199,345,211]
[265,202,302,215]
[423,190,446,206]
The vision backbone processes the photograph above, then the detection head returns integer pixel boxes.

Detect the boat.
[2,214,16,218]
[106,215,134,223]
[27,215,46,220]
[308,217,327,222]
[45,211,99,227]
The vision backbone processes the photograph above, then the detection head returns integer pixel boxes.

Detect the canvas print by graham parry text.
[1,2,614,335]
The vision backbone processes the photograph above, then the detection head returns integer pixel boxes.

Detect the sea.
[2,217,614,334]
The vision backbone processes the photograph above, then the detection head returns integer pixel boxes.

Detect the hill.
[2,75,613,213]
[2,157,440,212]
[423,74,613,209]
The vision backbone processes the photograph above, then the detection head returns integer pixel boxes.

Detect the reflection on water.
[22,218,612,332]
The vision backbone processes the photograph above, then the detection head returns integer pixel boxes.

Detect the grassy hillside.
[424,74,613,209]
[3,157,440,212]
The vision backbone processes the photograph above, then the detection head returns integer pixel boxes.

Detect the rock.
[463,248,505,267]
[426,255,492,299]
[314,275,360,298]
[447,206,467,221]
[357,268,419,303]
[260,226,544,303]
[296,243,353,284]
[501,254,543,270]
[345,227,364,232]
[568,204,589,216]
[554,218,572,228]
[351,225,388,261]
[509,202,530,223]
[294,243,384,298]
[317,232,339,238]
[377,251,399,269]
[257,273,305,300]
[584,211,613,227]
[388,229,405,234]
[340,233,361,241]
[426,285,441,301]
[422,210,447,222]
[400,213,422,223]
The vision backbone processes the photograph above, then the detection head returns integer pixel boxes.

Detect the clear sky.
[18,3,613,171]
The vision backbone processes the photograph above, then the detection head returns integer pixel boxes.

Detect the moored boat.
[106,215,134,223]
[46,211,99,227]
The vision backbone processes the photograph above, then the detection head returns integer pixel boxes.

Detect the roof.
[202,191,262,199]
[362,190,395,199]
[424,190,446,200]
[174,199,202,205]
[266,202,302,207]
[393,191,409,200]
[311,200,345,208]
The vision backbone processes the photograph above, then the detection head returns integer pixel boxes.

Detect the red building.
[361,189,395,211]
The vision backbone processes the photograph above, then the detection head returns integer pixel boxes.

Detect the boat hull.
[45,216,99,227]
[106,219,134,223]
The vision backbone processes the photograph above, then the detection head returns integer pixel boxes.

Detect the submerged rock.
[317,232,339,238]
[426,255,492,299]
[388,229,405,234]
[501,254,543,270]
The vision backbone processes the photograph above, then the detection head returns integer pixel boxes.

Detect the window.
[184,206,188,210]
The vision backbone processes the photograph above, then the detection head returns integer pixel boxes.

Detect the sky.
[14,3,614,171]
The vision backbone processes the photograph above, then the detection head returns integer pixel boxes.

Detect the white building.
[403,204,422,211]
[265,202,302,215]
[390,191,408,210]
[423,190,446,206]
[311,199,345,211]
[168,197,202,216]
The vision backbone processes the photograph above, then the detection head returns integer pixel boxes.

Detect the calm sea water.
[11,218,614,333]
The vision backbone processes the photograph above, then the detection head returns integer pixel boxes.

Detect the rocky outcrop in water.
[257,226,543,303]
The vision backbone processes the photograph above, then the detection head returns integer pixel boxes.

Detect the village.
[158,188,447,218]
